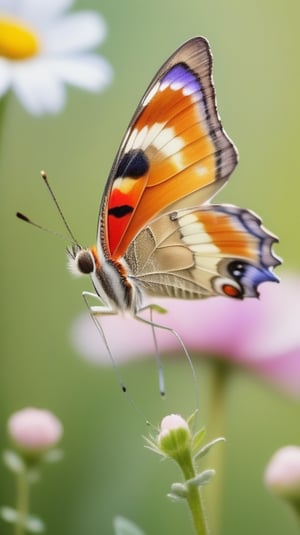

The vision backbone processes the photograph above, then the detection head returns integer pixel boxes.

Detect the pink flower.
[8,408,63,452]
[264,446,300,501]
[71,273,300,397]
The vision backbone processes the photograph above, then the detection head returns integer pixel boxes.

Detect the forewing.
[125,206,280,300]
[100,37,238,259]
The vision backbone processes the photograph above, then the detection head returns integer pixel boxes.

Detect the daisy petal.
[44,12,107,54]
[17,0,73,24]
[0,2,111,115]
[11,60,66,115]
[0,0,18,15]
[50,55,113,91]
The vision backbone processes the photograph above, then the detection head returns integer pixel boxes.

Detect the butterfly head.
[67,245,99,277]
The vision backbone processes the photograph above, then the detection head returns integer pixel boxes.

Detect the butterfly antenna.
[17,171,80,247]
[40,171,80,246]
[16,211,77,245]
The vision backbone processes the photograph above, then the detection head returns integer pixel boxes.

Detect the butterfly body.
[68,36,280,313]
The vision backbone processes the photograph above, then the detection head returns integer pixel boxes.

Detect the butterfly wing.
[99,37,238,259]
[124,206,280,299]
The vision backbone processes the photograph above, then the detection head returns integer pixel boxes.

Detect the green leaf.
[167,492,185,502]
[25,514,45,533]
[147,304,168,314]
[113,515,145,535]
[191,428,206,453]
[144,436,164,457]
[170,482,188,498]
[0,507,45,532]
[187,410,199,428]
[2,450,25,473]
[187,469,215,488]
[194,437,225,461]
[0,506,18,523]
[42,448,64,463]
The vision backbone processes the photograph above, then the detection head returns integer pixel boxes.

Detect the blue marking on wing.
[162,63,201,95]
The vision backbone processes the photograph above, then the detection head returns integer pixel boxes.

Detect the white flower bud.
[158,414,191,459]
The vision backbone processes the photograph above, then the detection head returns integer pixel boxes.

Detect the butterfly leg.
[136,304,166,396]
[81,291,152,423]
[82,291,116,316]
[81,291,129,393]
[135,305,199,407]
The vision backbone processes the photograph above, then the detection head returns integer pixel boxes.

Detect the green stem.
[206,361,230,535]
[180,453,209,535]
[0,93,10,145]
[15,464,29,535]
[291,500,300,525]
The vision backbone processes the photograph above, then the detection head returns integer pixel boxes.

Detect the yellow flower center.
[0,16,40,60]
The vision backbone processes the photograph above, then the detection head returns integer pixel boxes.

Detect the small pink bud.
[159,414,189,437]
[158,414,191,459]
[8,408,63,453]
[264,446,300,501]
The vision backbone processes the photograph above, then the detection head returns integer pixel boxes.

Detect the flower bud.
[158,414,191,460]
[264,446,300,503]
[8,408,63,454]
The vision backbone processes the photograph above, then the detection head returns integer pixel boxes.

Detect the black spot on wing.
[228,261,246,280]
[108,205,134,218]
[115,149,149,179]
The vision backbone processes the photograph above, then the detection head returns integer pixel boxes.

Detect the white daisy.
[0,0,113,115]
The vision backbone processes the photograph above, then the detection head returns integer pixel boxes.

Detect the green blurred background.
[1,0,300,533]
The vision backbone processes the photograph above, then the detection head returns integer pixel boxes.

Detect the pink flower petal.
[70,273,300,397]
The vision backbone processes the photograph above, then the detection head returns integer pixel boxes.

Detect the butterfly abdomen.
[93,258,137,312]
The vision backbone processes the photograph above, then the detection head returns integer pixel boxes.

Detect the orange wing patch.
[104,41,238,259]
[195,210,257,260]
[178,207,267,264]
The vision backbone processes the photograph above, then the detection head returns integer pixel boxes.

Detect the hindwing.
[125,206,280,299]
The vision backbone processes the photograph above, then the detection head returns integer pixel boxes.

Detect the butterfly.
[21,37,279,324]
[66,36,279,319]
